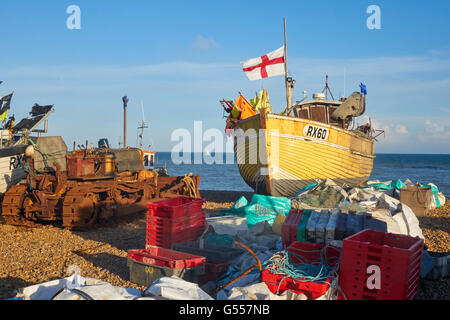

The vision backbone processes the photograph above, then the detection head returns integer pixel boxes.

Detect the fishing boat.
[0,82,55,194]
[220,20,381,197]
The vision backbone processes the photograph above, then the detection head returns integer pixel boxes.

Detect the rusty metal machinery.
[1,139,201,230]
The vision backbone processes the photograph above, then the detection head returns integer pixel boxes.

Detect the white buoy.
[25,145,35,158]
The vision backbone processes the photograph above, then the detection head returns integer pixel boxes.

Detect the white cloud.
[395,124,408,134]
[418,119,450,144]
[2,61,235,80]
[191,35,219,51]
[425,119,445,133]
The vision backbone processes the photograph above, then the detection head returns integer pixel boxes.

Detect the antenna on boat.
[322,75,335,101]
[137,100,148,150]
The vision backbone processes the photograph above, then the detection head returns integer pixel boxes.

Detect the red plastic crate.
[147,197,205,219]
[146,211,205,232]
[146,225,206,248]
[127,247,206,269]
[146,222,206,243]
[198,260,231,285]
[146,220,206,237]
[338,229,424,300]
[262,241,341,299]
[281,210,303,249]
[146,223,206,239]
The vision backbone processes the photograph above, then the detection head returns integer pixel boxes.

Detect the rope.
[215,241,262,293]
[262,245,345,299]
[17,131,67,191]
[19,161,42,191]
[181,173,198,198]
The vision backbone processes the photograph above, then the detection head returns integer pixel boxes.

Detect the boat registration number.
[303,125,329,141]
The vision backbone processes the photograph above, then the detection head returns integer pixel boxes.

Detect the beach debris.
[220,194,291,228]
[204,216,248,237]
[281,209,386,248]
[144,276,213,300]
[214,221,282,299]
[13,275,143,300]
[287,178,448,239]
[290,179,348,209]
[367,179,445,208]
[215,241,262,293]
[222,282,291,300]
[271,214,286,236]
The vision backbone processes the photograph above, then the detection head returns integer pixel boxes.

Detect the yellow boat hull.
[233,113,375,197]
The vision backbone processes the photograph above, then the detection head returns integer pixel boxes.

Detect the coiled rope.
[181,173,198,198]
[263,245,344,299]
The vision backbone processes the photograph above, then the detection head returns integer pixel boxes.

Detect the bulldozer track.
[1,185,43,227]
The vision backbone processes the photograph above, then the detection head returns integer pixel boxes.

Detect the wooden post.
[122,96,129,148]
[124,106,127,148]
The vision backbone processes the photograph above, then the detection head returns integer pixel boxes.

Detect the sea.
[155,153,450,197]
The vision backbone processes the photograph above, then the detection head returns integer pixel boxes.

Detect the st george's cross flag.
[241,46,285,81]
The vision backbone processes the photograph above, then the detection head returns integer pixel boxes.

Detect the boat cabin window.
[293,103,342,128]
[144,155,149,167]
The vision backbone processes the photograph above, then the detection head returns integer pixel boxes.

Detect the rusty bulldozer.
[0,137,201,230]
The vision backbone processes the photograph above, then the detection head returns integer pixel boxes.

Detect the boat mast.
[283,17,295,113]
[137,101,148,150]
[284,17,292,110]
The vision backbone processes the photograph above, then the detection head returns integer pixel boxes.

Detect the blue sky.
[0,0,449,153]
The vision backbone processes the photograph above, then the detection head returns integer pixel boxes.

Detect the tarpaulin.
[221,194,291,228]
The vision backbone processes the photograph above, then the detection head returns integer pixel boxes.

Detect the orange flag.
[234,94,256,120]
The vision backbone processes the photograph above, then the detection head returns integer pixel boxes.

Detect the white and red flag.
[241,46,285,81]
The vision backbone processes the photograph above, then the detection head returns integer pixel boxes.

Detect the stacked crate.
[127,197,208,287]
[338,229,424,300]
[146,197,206,248]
